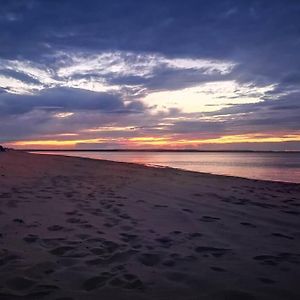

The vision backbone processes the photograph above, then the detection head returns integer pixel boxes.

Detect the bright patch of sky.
[0,74,43,94]
[144,81,275,113]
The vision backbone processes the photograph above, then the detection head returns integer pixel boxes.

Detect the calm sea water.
[36,151,300,183]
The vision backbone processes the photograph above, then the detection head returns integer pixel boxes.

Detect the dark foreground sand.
[0,151,299,300]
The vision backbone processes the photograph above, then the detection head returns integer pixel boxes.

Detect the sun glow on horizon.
[6,133,300,149]
[11,138,107,147]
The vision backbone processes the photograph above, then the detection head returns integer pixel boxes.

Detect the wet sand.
[0,151,299,300]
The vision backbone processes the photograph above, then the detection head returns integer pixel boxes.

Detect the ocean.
[34,151,300,183]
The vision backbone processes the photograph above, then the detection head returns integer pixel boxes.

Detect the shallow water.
[35,151,300,183]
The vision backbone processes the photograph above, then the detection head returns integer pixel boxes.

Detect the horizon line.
[15,149,300,153]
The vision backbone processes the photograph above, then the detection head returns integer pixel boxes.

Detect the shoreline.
[0,151,300,299]
[31,151,300,185]
[18,149,300,153]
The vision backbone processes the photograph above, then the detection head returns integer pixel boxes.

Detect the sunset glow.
[0,1,299,151]
[6,133,300,150]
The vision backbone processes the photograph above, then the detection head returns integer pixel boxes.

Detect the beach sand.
[0,151,299,300]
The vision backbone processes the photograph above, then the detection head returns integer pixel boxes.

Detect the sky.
[0,0,300,150]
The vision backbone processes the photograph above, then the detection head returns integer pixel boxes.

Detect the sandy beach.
[0,151,299,300]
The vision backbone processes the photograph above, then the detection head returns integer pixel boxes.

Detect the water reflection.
[34,151,300,183]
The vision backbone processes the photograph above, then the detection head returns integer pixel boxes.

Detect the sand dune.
[0,151,299,300]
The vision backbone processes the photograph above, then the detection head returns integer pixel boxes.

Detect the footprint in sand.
[65,210,81,216]
[120,225,134,231]
[188,232,203,239]
[66,218,86,224]
[5,276,36,291]
[0,193,11,199]
[25,261,57,277]
[258,277,276,284]
[120,233,139,243]
[271,232,294,240]
[240,222,256,228]
[212,289,255,300]
[75,234,90,240]
[184,255,198,262]
[162,259,175,267]
[57,258,80,267]
[48,225,64,231]
[138,253,161,267]
[198,216,220,223]
[165,271,188,283]
[49,246,75,256]
[90,247,106,255]
[123,276,144,290]
[253,255,278,266]
[195,246,232,258]
[109,277,125,287]
[109,273,144,290]
[281,210,300,215]
[13,218,25,224]
[0,250,20,267]
[155,236,173,248]
[170,230,182,235]
[210,266,226,272]
[253,252,300,266]
[23,234,39,243]
[82,272,113,291]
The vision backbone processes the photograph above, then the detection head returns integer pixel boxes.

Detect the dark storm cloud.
[0,87,145,116]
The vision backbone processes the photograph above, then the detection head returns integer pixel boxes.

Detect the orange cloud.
[6,133,300,149]
[11,138,107,147]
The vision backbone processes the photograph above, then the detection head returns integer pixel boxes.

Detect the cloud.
[0,87,146,116]
[0,51,235,96]
[0,0,300,149]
